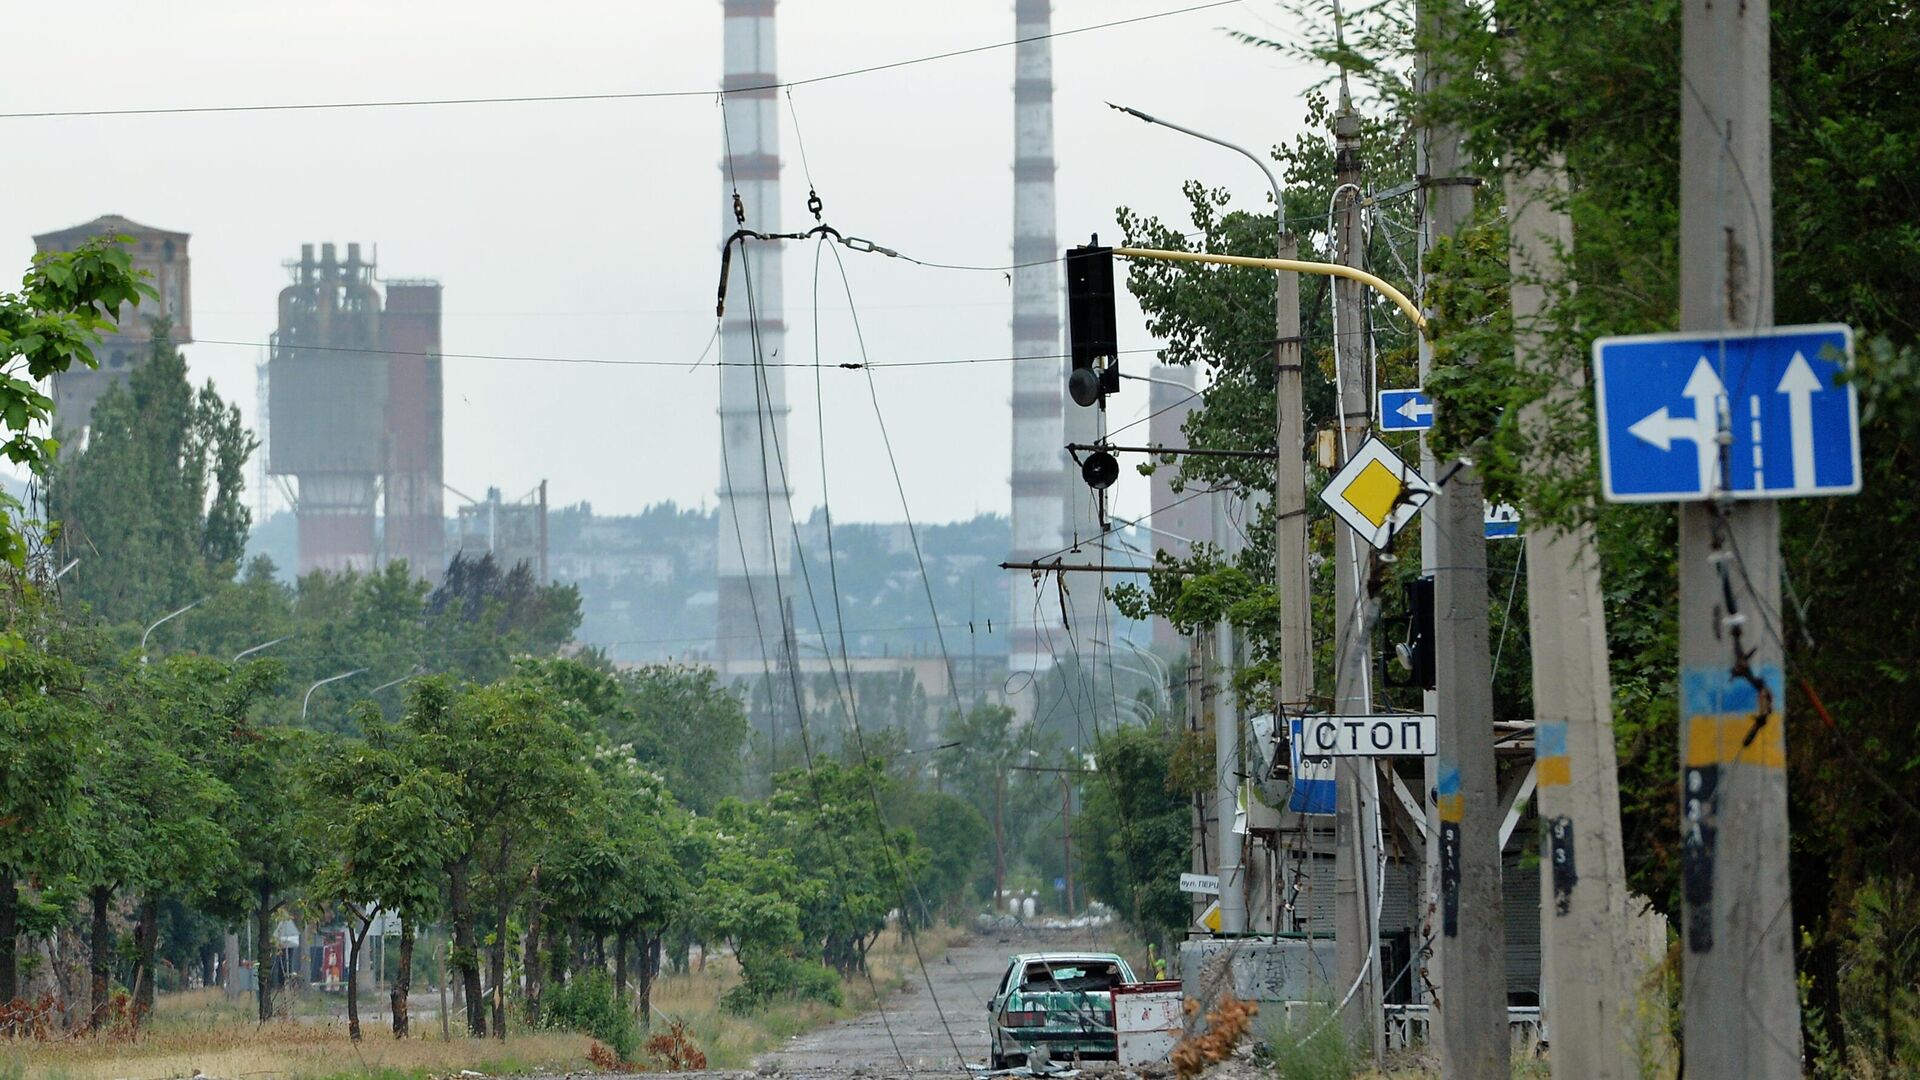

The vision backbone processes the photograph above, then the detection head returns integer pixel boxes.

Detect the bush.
[543,968,637,1061]
[720,952,844,1014]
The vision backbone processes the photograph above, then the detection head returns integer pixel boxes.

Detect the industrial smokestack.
[1008,0,1072,677]
[714,0,794,673]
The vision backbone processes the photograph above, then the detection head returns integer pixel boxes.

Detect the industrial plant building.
[33,215,193,438]
[266,242,445,581]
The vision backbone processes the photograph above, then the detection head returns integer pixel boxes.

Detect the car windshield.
[1019,960,1123,994]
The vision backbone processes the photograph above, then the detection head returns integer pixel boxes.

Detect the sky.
[1,0,1325,526]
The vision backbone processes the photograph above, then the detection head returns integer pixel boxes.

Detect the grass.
[650,923,966,1068]
[0,926,967,1080]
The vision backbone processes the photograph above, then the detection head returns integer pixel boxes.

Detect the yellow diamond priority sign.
[1320,437,1435,549]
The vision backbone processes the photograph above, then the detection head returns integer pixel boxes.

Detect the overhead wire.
[0,1,1243,121]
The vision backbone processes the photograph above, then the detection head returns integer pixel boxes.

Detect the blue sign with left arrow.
[1592,324,1860,502]
[1379,388,1435,432]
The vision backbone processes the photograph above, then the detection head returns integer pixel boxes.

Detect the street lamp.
[301,668,368,721]
[367,669,423,696]
[140,598,206,665]
[50,558,80,583]
[233,636,290,663]
[1095,636,1172,712]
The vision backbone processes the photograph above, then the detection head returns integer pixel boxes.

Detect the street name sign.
[1303,713,1437,757]
[1180,873,1221,896]
[1593,324,1859,502]
[1378,388,1435,432]
[1319,437,1435,549]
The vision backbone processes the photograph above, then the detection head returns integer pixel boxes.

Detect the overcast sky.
[2,0,1324,526]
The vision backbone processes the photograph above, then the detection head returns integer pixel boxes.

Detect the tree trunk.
[488,899,508,1040]
[346,915,368,1043]
[522,893,544,1029]
[390,915,415,1038]
[613,928,629,1000]
[447,860,485,1037]
[199,942,215,989]
[254,882,277,1022]
[0,872,18,1003]
[637,931,656,1030]
[546,918,567,988]
[132,896,159,1025]
[88,885,112,1032]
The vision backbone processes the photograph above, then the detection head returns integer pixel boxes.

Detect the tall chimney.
[715,0,794,674]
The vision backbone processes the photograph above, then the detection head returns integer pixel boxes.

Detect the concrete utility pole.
[1214,477,1246,933]
[1677,0,1800,1073]
[1415,3,1508,1073]
[1329,90,1385,1060]
[1508,150,1637,1080]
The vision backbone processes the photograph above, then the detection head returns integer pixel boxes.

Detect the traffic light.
[1392,575,1436,691]
[1066,237,1118,408]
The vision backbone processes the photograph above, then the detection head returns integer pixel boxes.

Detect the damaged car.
[988,951,1137,1068]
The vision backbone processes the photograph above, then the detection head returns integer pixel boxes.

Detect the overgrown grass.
[648,923,965,1068]
[0,926,966,1080]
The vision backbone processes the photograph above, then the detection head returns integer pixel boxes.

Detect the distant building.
[33,215,192,437]
[452,484,548,582]
[266,243,445,580]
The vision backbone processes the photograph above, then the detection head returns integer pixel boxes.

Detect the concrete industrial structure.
[33,215,193,437]
[1008,0,1086,674]
[266,243,445,581]
[452,483,549,584]
[713,0,796,674]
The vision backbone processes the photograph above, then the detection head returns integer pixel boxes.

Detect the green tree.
[46,326,253,630]
[1079,724,1194,943]
[0,571,98,1001]
[0,237,152,570]
[308,713,458,1040]
[614,662,748,813]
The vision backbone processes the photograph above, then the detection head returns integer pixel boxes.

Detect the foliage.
[542,968,638,1061]
[1077,724,1195,943]
[46,327,252,627]
[0,237,153,570]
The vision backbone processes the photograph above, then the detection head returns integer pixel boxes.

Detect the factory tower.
[714,0,795,672]
[1010,0,1103,673]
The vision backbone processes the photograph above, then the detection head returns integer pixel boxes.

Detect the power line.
[0,1,1242,121]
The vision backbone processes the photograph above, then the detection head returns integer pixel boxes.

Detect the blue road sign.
[1593,325,1859,502]
[1378,388,1435,432]
[1484,504,1520,540]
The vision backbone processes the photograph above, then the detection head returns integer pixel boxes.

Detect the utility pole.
[1061,774,1074,915]
[1678,0,1799,1073]
[1215,479,1246,936]
[1329,89,1384,1060]
[1507,115,1637,1080]
[1415,3,1508,1074]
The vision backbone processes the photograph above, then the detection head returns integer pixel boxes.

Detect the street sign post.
[1303,714,1437,757]
[1379,388,1435,432]
[1319,437,1435,549]
[1593,325,1859,502]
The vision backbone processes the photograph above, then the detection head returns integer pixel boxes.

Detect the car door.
[989,960,1017,1057]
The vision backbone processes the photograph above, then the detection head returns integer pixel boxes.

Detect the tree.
[308,713,458,1041]
[45,326,252,629]
[0,571,97,1002]
[400,675,585,1037]
[0,237,152,571]
[614,663,748,813]
[1078,725,1194,943]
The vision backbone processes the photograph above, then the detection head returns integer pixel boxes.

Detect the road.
[752,926,1122,1077]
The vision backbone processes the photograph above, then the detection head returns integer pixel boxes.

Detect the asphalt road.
[752,926,1121,1077]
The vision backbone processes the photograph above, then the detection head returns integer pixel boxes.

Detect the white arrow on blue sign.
[1378,388,1435,432]
[1484,503,1520,540]
[1593,324,1860,502]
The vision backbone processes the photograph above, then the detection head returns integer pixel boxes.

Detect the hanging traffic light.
[1066,237,1118,408]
